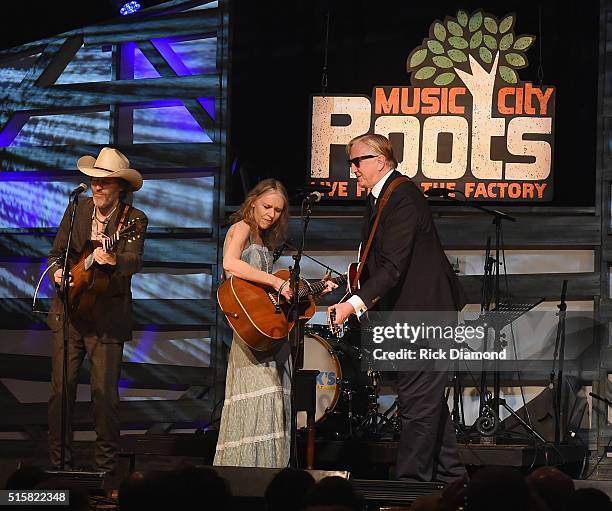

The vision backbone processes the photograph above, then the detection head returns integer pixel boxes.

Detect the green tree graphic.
[407,10,535,87]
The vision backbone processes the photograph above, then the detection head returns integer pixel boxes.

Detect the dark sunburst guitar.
[62,218,146,319]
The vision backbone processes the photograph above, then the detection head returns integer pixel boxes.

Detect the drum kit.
[296,323,401,440]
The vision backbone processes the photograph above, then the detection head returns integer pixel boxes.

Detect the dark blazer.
[47,197,148,342]
[356,170,465,312]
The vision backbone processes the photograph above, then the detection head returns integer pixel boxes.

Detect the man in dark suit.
[47,147,147,473]
[329,134,465,482]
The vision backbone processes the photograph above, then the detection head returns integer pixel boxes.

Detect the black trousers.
[48,325,123,472]
[395,368,466,482]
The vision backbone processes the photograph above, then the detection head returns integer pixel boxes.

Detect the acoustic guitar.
[217,269,347,351]
[63,217,146,319]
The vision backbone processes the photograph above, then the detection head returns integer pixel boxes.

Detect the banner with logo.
[309,10,555,201]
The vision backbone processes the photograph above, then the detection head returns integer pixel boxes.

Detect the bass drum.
[297,330,371,437]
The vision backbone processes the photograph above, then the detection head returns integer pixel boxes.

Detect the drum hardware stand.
[448,361,467,440]
[354,360,380,436]
[447,340,480,440]
[353,370,401,438]
[341,383,355,438]
[378,398,401,437]
[356,395,401,438]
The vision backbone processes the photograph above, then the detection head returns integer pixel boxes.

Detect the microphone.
[423,187,455,197]
[69,183,88,197]
[304,191,323,203]
[272,242,288,263]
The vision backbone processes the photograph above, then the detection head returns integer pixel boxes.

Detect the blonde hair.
[347,133,398,168]
[230,179,289,249]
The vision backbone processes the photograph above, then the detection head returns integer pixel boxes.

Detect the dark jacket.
[47,197,147,342]
[356,170,465,312]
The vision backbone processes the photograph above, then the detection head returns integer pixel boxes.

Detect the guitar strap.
[350,175,410,291]
[112,204,132,250]
[102,203,132,252]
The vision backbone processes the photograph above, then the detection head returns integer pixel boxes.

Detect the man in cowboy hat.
[47,147,147,474]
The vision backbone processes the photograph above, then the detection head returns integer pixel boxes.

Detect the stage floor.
[0,433,591,487]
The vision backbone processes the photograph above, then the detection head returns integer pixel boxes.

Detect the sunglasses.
[347,154,379,168]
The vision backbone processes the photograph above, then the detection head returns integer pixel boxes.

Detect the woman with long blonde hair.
[214,179,334,468]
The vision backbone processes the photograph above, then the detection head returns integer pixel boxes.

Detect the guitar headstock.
[120,217,146,243]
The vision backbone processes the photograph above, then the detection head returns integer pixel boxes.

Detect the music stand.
[471,298,546,442]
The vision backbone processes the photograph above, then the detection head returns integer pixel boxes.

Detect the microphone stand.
[551,280,568,444]
[281,242,344,277]
[58,191,80,471]
[477,236,493,422]
[289,196,319,468]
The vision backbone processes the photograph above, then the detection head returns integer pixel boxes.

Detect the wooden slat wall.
[0,353,214,389]
[0,0,226,435]
[295,211,601,251]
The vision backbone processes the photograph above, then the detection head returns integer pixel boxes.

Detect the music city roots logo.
[309,9,555,201]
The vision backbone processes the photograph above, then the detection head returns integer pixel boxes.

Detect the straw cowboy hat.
[77,147,143,191]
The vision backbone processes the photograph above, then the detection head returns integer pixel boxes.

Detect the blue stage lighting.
[119,1,141,15]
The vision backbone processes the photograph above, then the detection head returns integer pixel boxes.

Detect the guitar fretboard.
[102,230,121,253]
[296,273,347,300]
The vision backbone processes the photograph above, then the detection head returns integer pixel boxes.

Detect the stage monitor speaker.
[353,479,445,506]
[212,466,349,498]
[44,470,106,493]
[210,467,442,508]
[499,382,587,442]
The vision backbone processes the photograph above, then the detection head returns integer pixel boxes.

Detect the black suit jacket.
[47,197,148,342]
[356,170,465,312]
